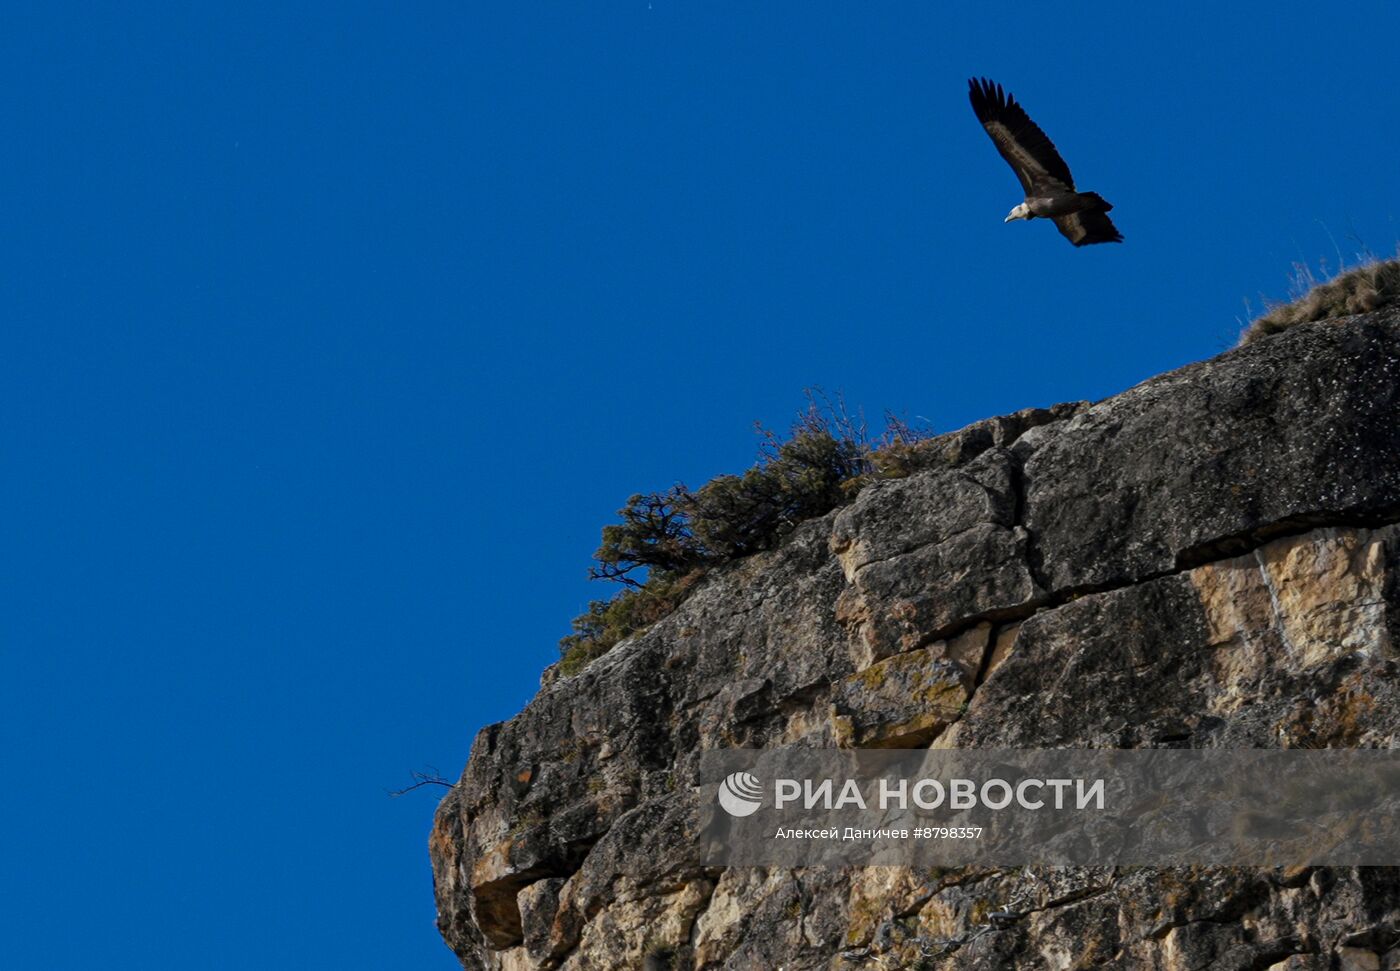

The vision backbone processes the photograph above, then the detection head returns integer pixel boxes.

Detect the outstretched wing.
[1052,209,1123,246]
[967,77,1076,195]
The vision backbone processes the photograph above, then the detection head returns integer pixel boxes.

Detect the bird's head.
[1004,203,1031,223]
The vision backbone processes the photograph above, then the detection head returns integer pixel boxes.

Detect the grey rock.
[831,448,1046,667]
[432,313,1400,970]
[1024,314,1400,594]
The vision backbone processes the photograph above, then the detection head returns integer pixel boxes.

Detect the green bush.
[1241,254,1400,344]
[589,485,707,586]
[689,429,867,559]
[558,394,931,674]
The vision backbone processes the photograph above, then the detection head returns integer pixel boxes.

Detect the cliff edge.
[433,312,1400,970]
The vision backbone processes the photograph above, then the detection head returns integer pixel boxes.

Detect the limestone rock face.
[431,313,1400,970]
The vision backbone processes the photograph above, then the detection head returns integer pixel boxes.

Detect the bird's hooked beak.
[1004,203,1030,223]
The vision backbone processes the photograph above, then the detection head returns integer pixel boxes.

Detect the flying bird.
[967,77,1122,246]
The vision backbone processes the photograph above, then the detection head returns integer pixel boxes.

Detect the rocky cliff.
[432,313,1400,970]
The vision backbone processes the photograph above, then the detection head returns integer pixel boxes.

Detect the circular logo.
[717,771,763,817]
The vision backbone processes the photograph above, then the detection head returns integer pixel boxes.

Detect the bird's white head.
[1004,203,1031,223]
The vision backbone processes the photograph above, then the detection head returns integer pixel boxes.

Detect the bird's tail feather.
[1081,192,1113,212]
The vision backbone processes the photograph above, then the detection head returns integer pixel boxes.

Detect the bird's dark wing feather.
[1052,209,1123,246]
[967,77,1076,195]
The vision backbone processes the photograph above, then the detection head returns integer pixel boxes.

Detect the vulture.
[968,77,1122,246]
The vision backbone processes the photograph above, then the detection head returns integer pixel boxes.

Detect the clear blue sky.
[3,3,1397,967]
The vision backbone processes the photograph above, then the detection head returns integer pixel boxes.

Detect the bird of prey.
[967,77,1122,246]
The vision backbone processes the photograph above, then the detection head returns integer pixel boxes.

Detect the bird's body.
[1020,191,1105,220]
[968,78,1122,246]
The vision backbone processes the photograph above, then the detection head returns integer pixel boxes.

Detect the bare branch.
[388,766,454,797]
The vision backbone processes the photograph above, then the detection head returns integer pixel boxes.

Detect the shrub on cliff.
[558,394,931,674]
[1241,254,1400,344]
[588,396,925,582]
[688,427,868,559]
[589,485,707,587]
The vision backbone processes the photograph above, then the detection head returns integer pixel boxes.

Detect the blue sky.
[3,3,1398,968]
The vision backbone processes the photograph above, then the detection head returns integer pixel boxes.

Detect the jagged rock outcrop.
[432,312,1400,970]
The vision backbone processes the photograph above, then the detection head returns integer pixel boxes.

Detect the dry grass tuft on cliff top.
[1241,252,1400,344]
